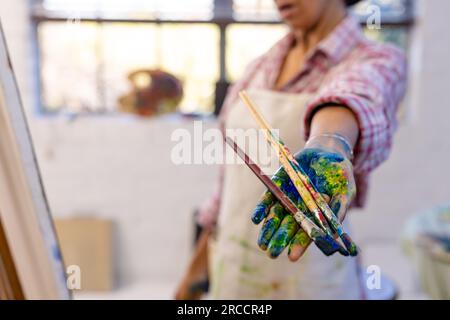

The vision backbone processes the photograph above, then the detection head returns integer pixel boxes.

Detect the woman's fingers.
[251,190,275,224]
[266,214,299,259]
[287,194,331,261]
[320,192,331,204]
[329,194,348,223]
[288,229,311,261]
[257,202,285,250]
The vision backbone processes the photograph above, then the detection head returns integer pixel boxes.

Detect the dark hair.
[345,0,362,6]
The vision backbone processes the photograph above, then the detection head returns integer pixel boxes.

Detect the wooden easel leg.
[0,218,24,300]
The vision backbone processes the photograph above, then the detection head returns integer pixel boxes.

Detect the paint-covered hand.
[251,134,356,261]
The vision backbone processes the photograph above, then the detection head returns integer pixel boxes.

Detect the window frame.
[30,0,415,115]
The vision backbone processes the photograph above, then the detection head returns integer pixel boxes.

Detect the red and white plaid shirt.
[198,14,407,228]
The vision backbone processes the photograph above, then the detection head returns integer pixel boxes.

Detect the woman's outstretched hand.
[251,134,356,261]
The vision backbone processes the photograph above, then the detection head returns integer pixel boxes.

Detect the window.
[32,0,414,115]
[355,0,413,49]
[226,24,288,82]
[34,0,218,114]
[232,0,279,21]
[38,22,219,113]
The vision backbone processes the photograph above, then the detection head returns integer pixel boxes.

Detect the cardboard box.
[55,218,114,292]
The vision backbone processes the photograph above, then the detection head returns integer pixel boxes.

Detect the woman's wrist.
[306,133,354,160]
[307,105,359,160]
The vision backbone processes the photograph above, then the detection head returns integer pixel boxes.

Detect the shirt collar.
[314,14,364,64]
[264,14,364,88]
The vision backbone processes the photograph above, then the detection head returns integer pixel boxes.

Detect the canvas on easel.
[0,21,69,300]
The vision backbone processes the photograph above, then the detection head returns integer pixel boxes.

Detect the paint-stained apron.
[209,89,361,299]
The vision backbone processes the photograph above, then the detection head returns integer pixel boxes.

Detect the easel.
[0,21,69,300]
[0,219,24,299]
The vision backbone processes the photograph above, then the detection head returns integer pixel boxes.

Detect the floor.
[359,242,429,300]
[74,239,431,300]
[74,281,175,300]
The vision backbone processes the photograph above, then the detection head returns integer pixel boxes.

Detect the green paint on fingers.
[267,215,298,258]
[257,203,285,250]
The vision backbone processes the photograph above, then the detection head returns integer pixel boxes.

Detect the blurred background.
[0,0,449,299]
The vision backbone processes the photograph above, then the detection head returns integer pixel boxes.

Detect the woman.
[176,0,407,299]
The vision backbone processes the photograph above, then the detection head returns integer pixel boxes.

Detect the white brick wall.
[32,115,219,285]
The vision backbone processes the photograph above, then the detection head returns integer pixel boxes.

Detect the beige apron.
[209,89,361,300]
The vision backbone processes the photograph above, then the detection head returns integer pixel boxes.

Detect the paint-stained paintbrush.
[239,90,358,256]
[225,136,347,257]
[238,92,333,235]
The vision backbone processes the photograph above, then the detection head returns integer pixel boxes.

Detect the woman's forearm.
[308,105,359,151]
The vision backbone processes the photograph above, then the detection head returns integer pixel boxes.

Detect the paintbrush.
[238,92,335,236]
[225,136,347,257]
[239,91,358,256]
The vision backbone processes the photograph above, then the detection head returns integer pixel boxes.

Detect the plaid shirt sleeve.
[304,43,408,174]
